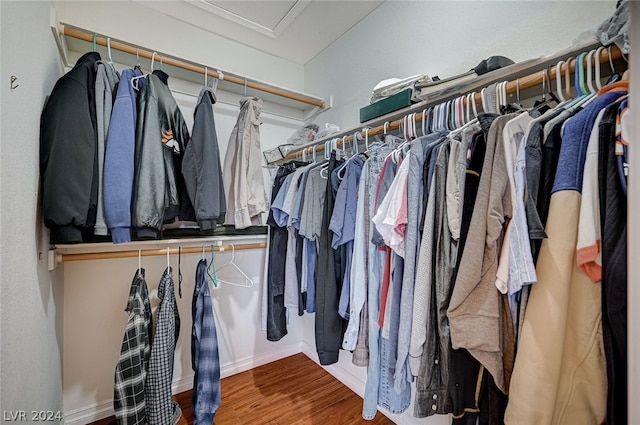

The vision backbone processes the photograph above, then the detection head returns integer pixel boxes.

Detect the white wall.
[305,0,616,129]
[53,0,305,92]
[62,238,306,424]
[0,0,65,419]
[302,2,616,424]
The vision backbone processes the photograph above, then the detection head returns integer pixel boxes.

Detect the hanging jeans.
[379,254,411,414]
[191,259,221,425]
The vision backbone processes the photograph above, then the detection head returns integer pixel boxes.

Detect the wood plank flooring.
[89,353,394,425]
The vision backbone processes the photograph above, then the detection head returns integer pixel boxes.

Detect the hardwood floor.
[89,353,394,425]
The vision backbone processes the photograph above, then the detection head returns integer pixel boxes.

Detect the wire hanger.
[206,245,219,288]
[166,247,170,270]
[135,48,142,71]
[215,244,254,288]
[138,249,142,274]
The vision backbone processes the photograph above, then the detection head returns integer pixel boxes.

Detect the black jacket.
[133,72,192,239]
[182,88,226,230]
[40,51,101,244]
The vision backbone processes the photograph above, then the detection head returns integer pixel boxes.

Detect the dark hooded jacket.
[40,51,101,244]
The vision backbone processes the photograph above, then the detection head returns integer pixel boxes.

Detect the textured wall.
[0,0,65,419]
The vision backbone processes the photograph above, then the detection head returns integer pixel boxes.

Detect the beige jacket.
[223,97,269,229]
[505,190,606,425]
[448,113,517,393]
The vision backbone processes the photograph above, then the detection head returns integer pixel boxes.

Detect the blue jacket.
[104,68,141,243]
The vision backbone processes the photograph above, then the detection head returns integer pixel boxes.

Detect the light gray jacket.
[94,60,119,236]
[223,97,268,229]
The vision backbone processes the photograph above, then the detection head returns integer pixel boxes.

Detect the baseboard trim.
[63,342,303,425]
[301,341,367,398]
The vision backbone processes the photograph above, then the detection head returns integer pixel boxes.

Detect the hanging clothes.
[145,267,182,425]
[94,60,120,236]
[114,269,152,425]
[223,96,269,229]
[40,51,101,244]
[266,165,295,341]
[182,88,226,230]
[133,73,192,239]
[505,81,628,425]
[315,151,347,365]
[104,68,142,243]
[191,259,221,425]
[597,99,628,425]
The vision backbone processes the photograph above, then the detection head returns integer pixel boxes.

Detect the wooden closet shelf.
[48,235,268,270]
[274,43,625,164]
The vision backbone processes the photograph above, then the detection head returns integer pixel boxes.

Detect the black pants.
[266,167,293,341]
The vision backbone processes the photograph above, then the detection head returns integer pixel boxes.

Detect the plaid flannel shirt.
[114,269,153,425]
[192,259,222,425]
[146,267,180,425]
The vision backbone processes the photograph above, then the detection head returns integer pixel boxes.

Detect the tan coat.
[505,190,606,425]
[223,96,269,229]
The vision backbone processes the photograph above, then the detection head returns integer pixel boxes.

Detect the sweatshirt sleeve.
[104,71,136,243]
[40,77,96,244]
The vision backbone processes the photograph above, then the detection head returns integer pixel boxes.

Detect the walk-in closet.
[0,1,638,425]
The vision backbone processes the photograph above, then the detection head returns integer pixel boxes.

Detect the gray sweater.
[447,113,518,393]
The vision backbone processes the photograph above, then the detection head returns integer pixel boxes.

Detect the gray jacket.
[133,73,191,238]
[182,88,226,230]
[94,60,119,236]
[223,97,268,229]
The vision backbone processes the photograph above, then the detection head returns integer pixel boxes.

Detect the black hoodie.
[40,52,101,244]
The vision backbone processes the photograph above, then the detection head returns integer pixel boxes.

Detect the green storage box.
[359,88,413,123]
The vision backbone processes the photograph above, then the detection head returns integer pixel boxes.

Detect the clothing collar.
[597,80,629,96]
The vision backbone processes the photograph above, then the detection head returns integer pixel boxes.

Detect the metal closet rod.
[277,44,624,163]
[57,242,267,263]
[61,25,326,109]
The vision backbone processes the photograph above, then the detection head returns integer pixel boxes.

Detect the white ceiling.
[135,0,384,65]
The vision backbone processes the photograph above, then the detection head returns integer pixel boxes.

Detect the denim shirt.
[394,133,446,394]
[342,159,371,351]
[360,145,394,419]
[330,156,364,319]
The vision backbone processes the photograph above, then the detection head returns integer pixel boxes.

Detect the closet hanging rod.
[274,44,624,164]
[59,24,326,109]
[54,242,266,264]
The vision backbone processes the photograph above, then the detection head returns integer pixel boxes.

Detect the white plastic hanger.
[131,51,159,90]
[555,61,566,102]
[586,50,596,94]
[215,244,254,288]
[480,88,488,113]
[594,46,604,90]
[421,109,428,136]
